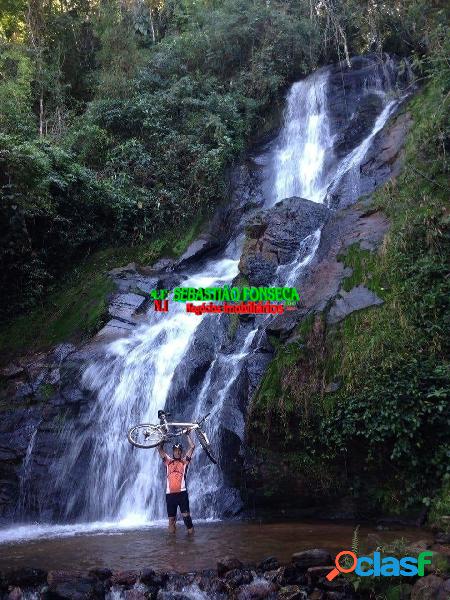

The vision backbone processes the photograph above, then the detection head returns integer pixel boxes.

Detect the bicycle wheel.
[195,429,217,464]
[127,424,164,449]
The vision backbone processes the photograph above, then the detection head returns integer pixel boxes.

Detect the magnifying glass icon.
[326,550,357,581]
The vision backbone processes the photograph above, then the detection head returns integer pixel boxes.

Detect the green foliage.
[0,133,117,317]
[0,44,34,135]
[339,243,386,295]
[429,474,450,531]
[94,0,143,99]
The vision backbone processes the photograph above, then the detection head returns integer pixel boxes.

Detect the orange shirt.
[163,456,191,494]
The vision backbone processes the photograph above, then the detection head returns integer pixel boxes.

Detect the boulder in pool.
[257,556,280,572]
[47,571,101,600]
[110,570,139,586]
[235,577,277,599]
[291,549,332,569]
[217,556,244,577]
[277,585,307,600]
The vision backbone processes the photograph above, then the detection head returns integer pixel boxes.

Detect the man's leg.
[179,491,194,534]
[181,512,194,534]
[166,494,177,533]
[168,516,176,533]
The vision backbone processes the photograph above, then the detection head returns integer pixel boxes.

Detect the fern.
[352,525,360,556]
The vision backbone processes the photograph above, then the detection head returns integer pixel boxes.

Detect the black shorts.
[166,490,190,518]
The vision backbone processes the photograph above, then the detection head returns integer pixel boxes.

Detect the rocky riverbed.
[1,544,449,600]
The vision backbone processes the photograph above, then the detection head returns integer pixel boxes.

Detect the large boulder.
[176,234,221,267]
[47,571,102,600]
[239,197,329,286]
[327,285,384,324]
[235,578,277,600]
[411,575,450,600]
[291,549,333,570]
[217,556,244,577]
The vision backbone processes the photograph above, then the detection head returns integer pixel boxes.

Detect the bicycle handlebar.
[197,412,210,426]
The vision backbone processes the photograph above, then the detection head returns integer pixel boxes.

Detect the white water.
[273,72,331,204]
[3,57,406,542]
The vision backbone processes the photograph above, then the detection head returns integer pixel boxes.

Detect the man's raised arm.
[185,431,195,460]
[158,442,169,461]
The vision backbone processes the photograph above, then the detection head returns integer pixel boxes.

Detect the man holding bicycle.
[158,432,195,534]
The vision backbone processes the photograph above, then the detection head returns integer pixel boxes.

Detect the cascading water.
[5,56,409,539]
[273,71,331,204]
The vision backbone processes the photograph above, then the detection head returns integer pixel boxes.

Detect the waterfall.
[6,56,408,539]
[273,72,331,204]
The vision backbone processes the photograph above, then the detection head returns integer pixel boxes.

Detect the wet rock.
[7,587,22,600]
[265,310,306,340]
[176,234,221,267]
[327,285,383,325]
[435,531,450,544]
[263,565,302,587]
[306,567,334,585]
[291,550,332,570]
[108,293,147,323]
[95,318,136,340]
[411,574,450,600]
[307,590,325,600]
[88,568,112,581]
[326,54,410,152]
[217,556,244,577]
[53,344,77,364]
[333,93,384,159]
[1,568,47,589]
[151,258,175,272]
[320,577,354,595]
[359,111,413,189]
[324,381,340,393]
[258,557,280,572]
[277,585,307,600]
[47,571,100,599]
[246,349,275,399]
[239,197,329,286]
[207,164,264,245]
[235,578,277,599]
[111,571,139,586]
[139,568,161,586]
[1,363,24,379]
[224,568,253,589]
[125,590,147,600]
[157,593,193,600]
[278,565,303,586]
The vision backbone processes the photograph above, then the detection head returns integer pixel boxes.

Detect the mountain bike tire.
[127,424,164,449]
[196,429,217,464]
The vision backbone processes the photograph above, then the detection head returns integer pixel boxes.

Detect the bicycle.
[127,410,217,464]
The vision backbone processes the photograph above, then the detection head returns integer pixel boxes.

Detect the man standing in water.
[158,432,195,534]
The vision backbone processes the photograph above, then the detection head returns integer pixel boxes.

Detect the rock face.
[323,54,412,209]
[239,197,329,286]
[327,285,384,324]
[176,234,221,267]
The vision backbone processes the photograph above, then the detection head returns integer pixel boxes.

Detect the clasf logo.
[326,550,433,581]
